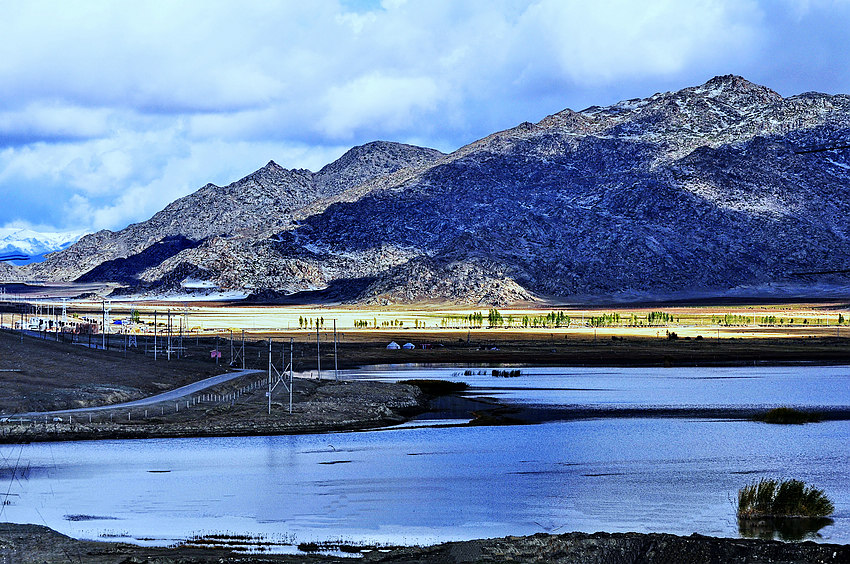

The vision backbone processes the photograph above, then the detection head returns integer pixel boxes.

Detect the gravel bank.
[0,524,847,563]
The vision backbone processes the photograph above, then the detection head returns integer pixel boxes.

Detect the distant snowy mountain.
[0,228,87,263]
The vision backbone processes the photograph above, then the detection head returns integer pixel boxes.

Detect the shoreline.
[2,371,849,443]
[0,378,430,444]
[0,523,847,563]
[4,397,849,445]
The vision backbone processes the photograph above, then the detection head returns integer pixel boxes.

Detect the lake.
[0,365,847,548]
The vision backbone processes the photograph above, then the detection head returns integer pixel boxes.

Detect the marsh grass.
[754,407,821,424]
[737,479,834,519]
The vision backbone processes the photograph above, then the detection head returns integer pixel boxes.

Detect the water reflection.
[738,517,835,541]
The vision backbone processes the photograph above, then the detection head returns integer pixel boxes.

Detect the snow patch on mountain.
[0,227,88,263]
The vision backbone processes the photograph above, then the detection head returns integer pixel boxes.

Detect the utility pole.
[268,337,295,415]
[167,309,171,361]
[333,318,338,381]
[316,322,321,380]
[102,300,106,350]
[289,337,294,414]
[154,310,157,361]
[268,338,272,415]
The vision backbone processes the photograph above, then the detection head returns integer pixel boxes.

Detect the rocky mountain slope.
[22,141,443,285]
[15,75,850,304]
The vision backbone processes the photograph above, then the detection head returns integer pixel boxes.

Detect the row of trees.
[711,314,846,326]
[298,316,325,329]
[354,318,408,328]
[305,312,850,330]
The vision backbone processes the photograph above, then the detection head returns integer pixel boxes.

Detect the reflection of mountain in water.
[738,516,834,541]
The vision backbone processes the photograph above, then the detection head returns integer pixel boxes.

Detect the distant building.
[402,342,415,349]
[386,341,401,350]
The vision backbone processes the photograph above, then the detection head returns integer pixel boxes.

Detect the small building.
[386,341,401,350]
[402,342,415,350]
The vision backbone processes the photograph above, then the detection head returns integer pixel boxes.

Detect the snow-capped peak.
[0,227,88,262]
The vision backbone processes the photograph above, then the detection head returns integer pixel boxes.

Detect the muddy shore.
[0,523,847,563]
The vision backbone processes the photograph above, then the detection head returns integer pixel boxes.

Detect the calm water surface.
[345,364,850,409]
[0,365,847,546]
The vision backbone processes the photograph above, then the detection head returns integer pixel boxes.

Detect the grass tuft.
[737,478,834,519]
[754,407,821,424]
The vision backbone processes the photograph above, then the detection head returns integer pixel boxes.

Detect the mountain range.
[9,75,850,305]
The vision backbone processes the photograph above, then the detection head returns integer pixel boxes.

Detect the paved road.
[10,369,264,418]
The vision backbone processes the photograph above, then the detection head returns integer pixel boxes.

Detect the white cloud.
[0,102,113,142]
[319,73,445,139]
[0,123,345,231]
[511,0,762,85]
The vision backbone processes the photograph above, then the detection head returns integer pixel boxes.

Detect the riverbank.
[0,523,846,563]
[0,378,427,443]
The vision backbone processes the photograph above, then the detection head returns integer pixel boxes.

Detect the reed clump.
[737,479,834,519]
[754,407,821,424]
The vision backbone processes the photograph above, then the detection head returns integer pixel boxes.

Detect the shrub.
[754,407,821,424]
[737,479,834,519]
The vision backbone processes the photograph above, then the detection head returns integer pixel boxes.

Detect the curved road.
[11,369,264,418]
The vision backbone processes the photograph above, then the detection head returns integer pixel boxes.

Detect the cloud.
[0,103,114,146]
[509,0,762,86]
[0,124,346,231]
[319,73,445,139]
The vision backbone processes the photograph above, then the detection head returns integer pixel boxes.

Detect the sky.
[1,0,850,236]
